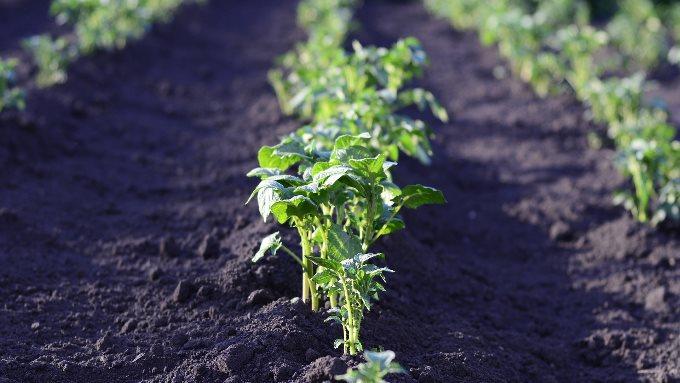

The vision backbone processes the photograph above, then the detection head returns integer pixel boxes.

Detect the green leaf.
[246,167,280,179]
[356,253,382,264]
[257,146,302,171]
[248,180,287,222]
[327,223,363,261]
[400,184,446,208]
[364,350,398,370]
[246,179,284,205]
[307,255,342,272]
[378,217,404,235]
[348,154,386,179]
[311,269,337,284]
[252,232,281,262]
[331,145,375,163]
[333,133,370,150]
[313,165,358,189]
[270,195,317,224]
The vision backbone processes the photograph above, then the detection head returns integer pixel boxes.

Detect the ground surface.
[0,1,678,382]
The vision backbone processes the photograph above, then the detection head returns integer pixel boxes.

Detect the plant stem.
[362,189,376,252]
[318,227,338,308]
[279,245,304,267]
[629,156,649,222]
[340,276,357,355]
[300,229,319,311]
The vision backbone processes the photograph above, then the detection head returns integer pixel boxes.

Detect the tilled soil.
[0,1,678,382]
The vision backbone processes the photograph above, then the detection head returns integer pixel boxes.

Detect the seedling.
[24,0,199,88]
[247,134,445,319]
[0,58,25,112]
[336,350,404,383]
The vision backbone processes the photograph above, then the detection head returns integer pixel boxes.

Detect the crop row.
[247,0,446,371]
[426,0,679,227]
[0,0,200,112]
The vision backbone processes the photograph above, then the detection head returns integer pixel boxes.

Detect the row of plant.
[248,0,447,360]
[426,0,679,227]
[0,58,24,112]
[0,0,199,113]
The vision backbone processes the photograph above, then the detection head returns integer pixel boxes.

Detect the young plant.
[0,58,25,112]
[653,178,680,227]
[271,37,447,165]
[309,225,390,355]
[23,35,76,87]
[606,0,667,69]
[24,0,200,88]
[427,0,680,227]
[247,134,445,315]
[250,0,448,355]
[336,350,404,383]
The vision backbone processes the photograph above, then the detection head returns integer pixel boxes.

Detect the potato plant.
[427,0,679,227]
[336,350,404,383]
[247,0,447,354]
[0,58,25,112]
[25,0,200,88]
[606,0,667,70]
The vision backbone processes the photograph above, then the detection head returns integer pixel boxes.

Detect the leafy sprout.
[0,58,25,112]
[336,350,404,383]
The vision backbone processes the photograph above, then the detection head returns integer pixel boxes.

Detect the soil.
[0,0,678,382]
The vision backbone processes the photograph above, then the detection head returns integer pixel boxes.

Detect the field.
[0,0,678,382]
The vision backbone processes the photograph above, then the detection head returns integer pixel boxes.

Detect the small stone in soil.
[95,334,113,351]
[30,322,40,331]
[196,234,219,259]
[172,280,195,303]
[549,221,574,241]
[159,237,180,258]
[196,285,212,300]
[148,267,162,281]
[644,287,668,312]
[247,289,273,305]
[120,319,137,334]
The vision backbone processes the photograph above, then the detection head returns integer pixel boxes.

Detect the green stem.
[279,245,304,267]
[362,189,376,252]
[340,276,357,355]
[629,156,650,222]
[320,231,338,308]
[372,201,405,243]
[300,229,319,311]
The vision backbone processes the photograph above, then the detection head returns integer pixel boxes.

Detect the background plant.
[426,0,679,228]
[0,58,25,112]
[335,350,404,383]
[25,0,201,88]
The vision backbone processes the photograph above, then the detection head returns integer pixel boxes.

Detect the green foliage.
[336,350,404,383]
[23,35,76,88]
[426,0,679,227]
[0,58,25,112]
[248,0,447,354]
[25,0,199,87]
[606,0,667,69]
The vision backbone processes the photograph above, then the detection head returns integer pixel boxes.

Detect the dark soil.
[0,0,678,382]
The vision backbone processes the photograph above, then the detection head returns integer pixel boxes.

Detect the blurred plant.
[24,0,201,87]
[606,0,668,69]
[336,350,404,383]
[426,0,679,227]
[0,58,25,112]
